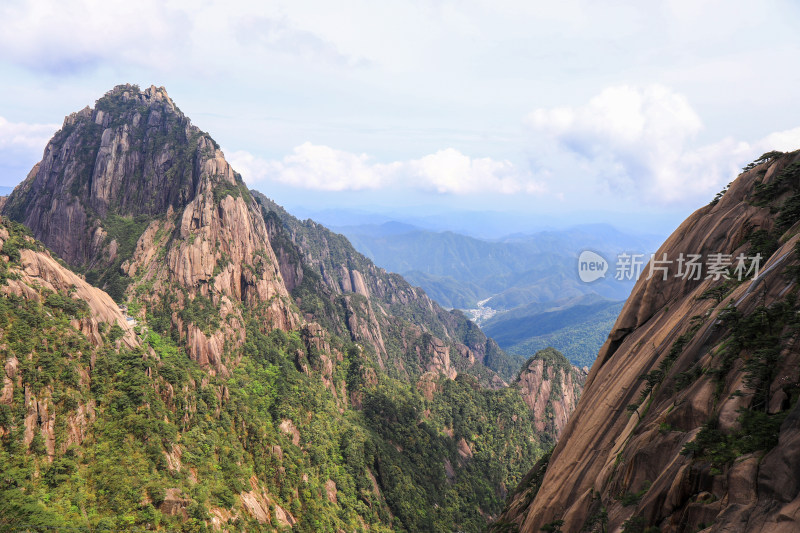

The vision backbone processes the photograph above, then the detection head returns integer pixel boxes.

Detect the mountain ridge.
[0,83,585,531]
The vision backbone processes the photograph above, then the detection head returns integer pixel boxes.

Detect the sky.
[1,0,799,236]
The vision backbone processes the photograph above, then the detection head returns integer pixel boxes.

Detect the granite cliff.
[494,150,800,532]
[0,84,585,531]
[514,348,587,439]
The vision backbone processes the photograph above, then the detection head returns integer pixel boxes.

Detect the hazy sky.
[1,0,799,233]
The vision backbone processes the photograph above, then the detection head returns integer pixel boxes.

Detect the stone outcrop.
[496,150,800,532]
[257,192,516,387]
[2,84,298,374]
[515,348,587,437]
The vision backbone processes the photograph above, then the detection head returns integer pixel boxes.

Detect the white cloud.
[0,116,59,151]
[526,85,800,205]
[229,143,397,191]
[756,127,800,154]
[0,116,60,186]
[408,148,544,194]
[0,0,187,73]
[227,143,544,195]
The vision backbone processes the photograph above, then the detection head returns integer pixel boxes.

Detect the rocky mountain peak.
[2,84,296,372]
[2,82,219,264]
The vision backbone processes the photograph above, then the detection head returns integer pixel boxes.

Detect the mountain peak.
[2,83,225,262]
[102,83,176,110]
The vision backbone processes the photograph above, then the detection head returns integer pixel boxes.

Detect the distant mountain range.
[335,221,662,366]
[336,221,662,309]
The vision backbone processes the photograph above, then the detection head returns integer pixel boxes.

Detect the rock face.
[0,84,591,531]
[4,86,196,266]
[3,84,297,374]
[257,194,518,386]
[0,219,134,451]
[515,348,587,438]
[495,150,800,532]
[0,223,137,350]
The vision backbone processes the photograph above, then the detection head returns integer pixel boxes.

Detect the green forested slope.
[0,218,546,531]
[483,297,624,368]
[0,85,558,532]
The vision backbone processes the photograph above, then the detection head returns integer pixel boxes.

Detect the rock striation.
[3,85,297,375]
[515,348,587,438]
[495,150,800,532]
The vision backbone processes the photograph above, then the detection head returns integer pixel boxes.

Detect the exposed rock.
[164,444,183,472]
[497,150,800,532]
[515,348,587,437]
[240,475,296,527]
[325,479,338,504]
[444,458,456,483]
[9,248,138,348]
[457,438,474,460]
[279,418,301,446]
[160,488,189,519]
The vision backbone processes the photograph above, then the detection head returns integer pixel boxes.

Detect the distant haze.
[1,1,799,237]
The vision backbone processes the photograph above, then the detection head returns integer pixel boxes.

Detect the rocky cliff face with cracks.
[514,348,587,439]
[494,150,800,533]
[256,192,516,388]
[3,84,298,375]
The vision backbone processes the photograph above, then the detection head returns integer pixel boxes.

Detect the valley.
[336,221,661,369]
[0,84,588,532]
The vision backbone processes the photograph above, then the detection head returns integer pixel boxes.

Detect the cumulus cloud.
[229,143,396,191]
[407,148,545,194]
[527,85,800,204]
[0,116,60,151]
[0,0,187,73]
[227,143,544,195]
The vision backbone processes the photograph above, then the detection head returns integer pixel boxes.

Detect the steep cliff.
[514,348,587,439]
[0,85,586,531]
[495,150,800,532]
[3,84,297,375]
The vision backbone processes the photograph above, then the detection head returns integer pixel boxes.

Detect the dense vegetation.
[0,85,567,531]
[0,222,548,531]
[484,297,624,368]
